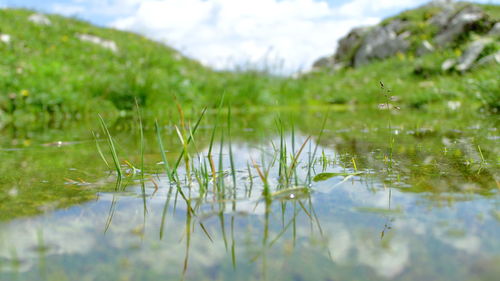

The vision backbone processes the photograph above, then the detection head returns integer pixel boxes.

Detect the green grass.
[0,8,303,123]
[98,114,123,181]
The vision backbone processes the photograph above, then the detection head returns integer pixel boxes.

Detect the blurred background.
[3,0,498,73]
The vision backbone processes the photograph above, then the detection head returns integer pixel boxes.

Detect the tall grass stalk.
[307,112,328,185]
[208,95,225,191]
[227,106,237,193]
[91,130,111,170]
[286,136,311,187]
[136,100,147,216]
[98,114,123,181]
[155,120,174,182]
[217,127,225,200]
[171,107,207,178]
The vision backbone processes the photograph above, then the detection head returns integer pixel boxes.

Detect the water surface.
[0,108,499,281]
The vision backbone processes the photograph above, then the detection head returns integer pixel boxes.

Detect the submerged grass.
[90,99,499,275]
[154,120,174,182]
[136,101,147,217]
[1,98,498,280]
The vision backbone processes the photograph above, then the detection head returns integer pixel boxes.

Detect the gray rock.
[333,27,369,64]
[456,38,491,72]
[488,22,500,36]
[474,51,500,67]
[77,34,118,52]
[353,20,410,67]
[330,62,346,71]
[441,58,456,71]
[28,13,51,25]
[429,0,456,7]
[417,40,435,56]
[311,56,346,72]
[428,1,458,29]
[433,5,486,47]
[312,56,334,69]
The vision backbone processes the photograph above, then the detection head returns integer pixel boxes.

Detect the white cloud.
[49,0,471,73]
[52,3,85,16]
[337,0,428,17]
[110,0,387,73]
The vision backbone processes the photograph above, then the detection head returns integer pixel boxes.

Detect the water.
[0,109,498,280]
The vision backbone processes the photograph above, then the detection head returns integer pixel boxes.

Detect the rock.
[334,27,369,64]
[417,40,435,56]
[474,51,500,67]
[312,56,346,71]
[428,1,458,29]
[354,20,410,67]
[429,0,456,8]
[0,34,10,43]
[488,22,500,36]
[441,58,456,71]
[28,13,51,25]
[433,5,486,47]
[456,38,491,72]
[313,19,411,69]
[330,62,346,71]
[77,34,118,52]
[309,1,494,71]
[312,56,335,69]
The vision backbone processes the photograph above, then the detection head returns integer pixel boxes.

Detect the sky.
[2,0,499,73]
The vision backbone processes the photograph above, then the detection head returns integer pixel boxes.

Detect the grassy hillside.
[0,9,302,125]
[0,3,498,127]
[303,49,499,111]
[307,2,500,113]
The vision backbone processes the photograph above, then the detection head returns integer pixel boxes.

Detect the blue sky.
[2,0,499,72]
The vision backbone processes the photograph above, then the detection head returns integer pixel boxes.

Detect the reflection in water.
[0,110,499,281]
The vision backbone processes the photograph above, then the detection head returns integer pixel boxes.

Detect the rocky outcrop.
[455,38,491,71]
[488,22,500,36]
[312,1,497,72]
[427,0,457,27]
[442,38,499,72]
[441,58,457,71]
[313,21,410,69]
[475,51,500,67]
[353,20,410,67]
[312,56,344,70]
[334,27,369,64]
[312,56,334,69]
[432,5,487,47]
[312,27,368,70]
[417,40,435,56]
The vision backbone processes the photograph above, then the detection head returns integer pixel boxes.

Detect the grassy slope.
[0,9,302,125]
[305,2,500,112]
[0,3,498,126]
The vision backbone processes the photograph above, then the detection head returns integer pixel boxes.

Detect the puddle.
[0,109,498,280]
